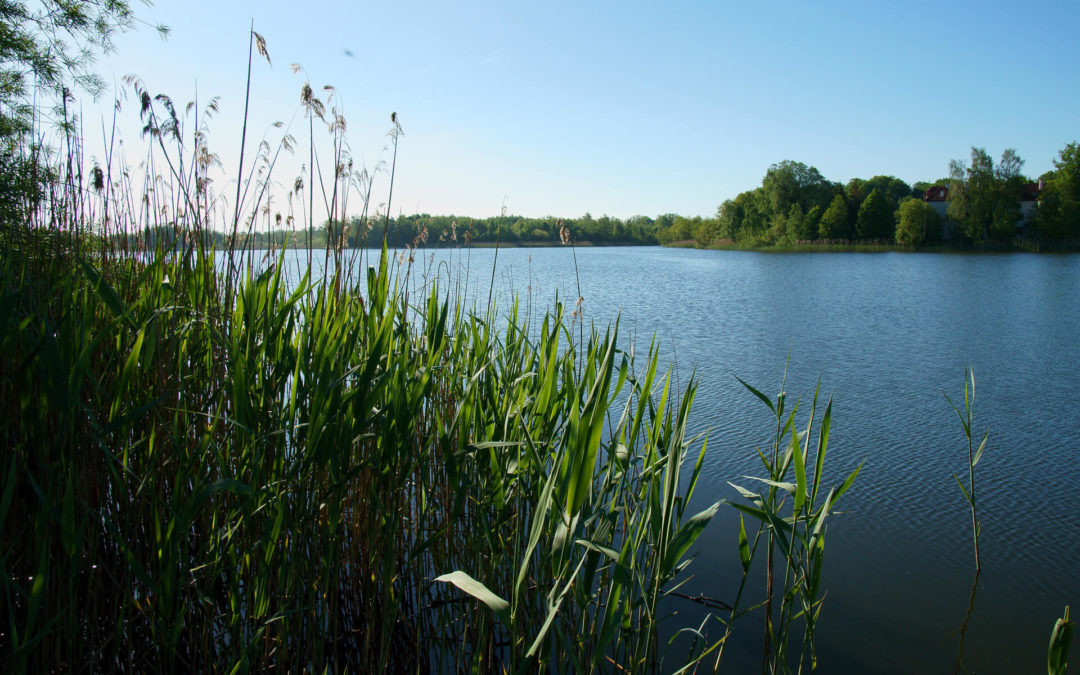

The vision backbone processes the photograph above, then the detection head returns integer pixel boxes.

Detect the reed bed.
[1,224,732,671]
[0,30,868,672]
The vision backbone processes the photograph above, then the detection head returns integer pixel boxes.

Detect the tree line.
[711,144,1080,248]
[5,0,1077,253]
[165,212,662,250]
[109,142,1080,253]
[343,143,1080,251]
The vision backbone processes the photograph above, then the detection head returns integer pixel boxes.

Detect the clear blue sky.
[84,0,1080,221]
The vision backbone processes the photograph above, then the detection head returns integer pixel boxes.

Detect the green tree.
[762,160,834,221]
[817,193,849,239]
[1,1,167,142]
[800,204,822,241]
[988,148,1025,240]
[1034,142,1080,243]
[693,218,717,247]
[657,214,694,245]
[772,203,804,244]
[670,216,693,242]
[723,190,768,242]
[947,147,1025,241]
[948,149,992,238]
[895,197,941,247]
[856,187,892,239]
[989,201,1021,240]
[1,1,166,221]
[848,176,911,214]
[863,175,912,209]
[596,214,614,242]
[845,178,866,226]
[625,215,655,244]
[716,199,737,241]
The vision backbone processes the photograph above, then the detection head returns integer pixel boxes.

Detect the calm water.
[276,245,1080,672]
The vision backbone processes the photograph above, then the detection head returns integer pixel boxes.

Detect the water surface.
[275,245,1080,672]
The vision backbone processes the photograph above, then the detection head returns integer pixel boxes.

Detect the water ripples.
[271,245,1079,672]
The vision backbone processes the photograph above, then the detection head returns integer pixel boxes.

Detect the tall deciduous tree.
[1,1,166,144]
[946,147,1026,241]
[1036,142,1080,243]
[863,175,912,212]
[762,160,834,217]
[895,197,941,247]
[856,188,892,240]
[801,204,822,241]
[1,1,166,221]
[817,193,849,239]
[693,217,717,247]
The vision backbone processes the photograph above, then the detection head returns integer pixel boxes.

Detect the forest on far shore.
[118,143,1080,253]
[705,145,1080,249]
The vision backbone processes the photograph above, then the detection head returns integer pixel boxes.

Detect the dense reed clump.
[2,224,862,674]
[0,203,731,671]
[0,27,869,672]
[0,36,734,668]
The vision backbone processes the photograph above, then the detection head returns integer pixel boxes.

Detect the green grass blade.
[662,501,721,576]
[735,375,776,414]
[435,571,511,628]
[738,514,751,573]
[973,431,989,467]
[1048,605,1073,675]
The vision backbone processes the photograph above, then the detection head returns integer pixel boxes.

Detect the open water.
[270,244,1079,672]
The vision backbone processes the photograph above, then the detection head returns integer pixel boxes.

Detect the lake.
[275,244,1079,672]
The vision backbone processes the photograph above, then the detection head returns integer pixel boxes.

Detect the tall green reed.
[945,365,988,572]
[434,323,725,671]
[1049,606,1073,675]
[0,26,870,672]
[715,372,861,674]
[0,30,734,672]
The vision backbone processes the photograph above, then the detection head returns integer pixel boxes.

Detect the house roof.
[922,183,1041,202]
[924,185,948,202]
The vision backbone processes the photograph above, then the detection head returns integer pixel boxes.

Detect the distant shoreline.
[212,239,1079,254]
[673,239,1079,254]
[242,240,650,251]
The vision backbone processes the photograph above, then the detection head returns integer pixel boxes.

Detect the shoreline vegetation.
[147,239,1079,254]
[162,237,1077,254]
[1,7,1074,673]
[1,89,860,674]
[116,144,1080,253]
[115,225,1080,254]
[0,15,861,672]
[187,146,1077,254]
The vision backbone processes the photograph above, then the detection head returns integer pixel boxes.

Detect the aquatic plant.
[0,26,745,672]
[1049,606,1073,675]
[715,372,861,674]
[945,365,988,572]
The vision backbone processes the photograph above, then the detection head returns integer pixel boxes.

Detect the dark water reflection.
[265,245,1078,673]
